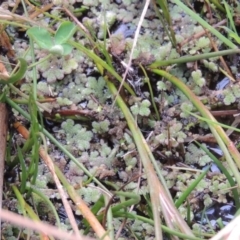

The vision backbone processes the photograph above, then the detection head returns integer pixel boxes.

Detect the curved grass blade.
[27,186,61,228]
[0,58,27,84]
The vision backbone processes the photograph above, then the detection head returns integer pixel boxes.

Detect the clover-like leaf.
[54,21,76,45]
[27,27,53,49]
[61,43,74,56]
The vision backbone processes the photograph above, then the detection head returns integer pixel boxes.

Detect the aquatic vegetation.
[60,119,93,151]
[2,0,240,239]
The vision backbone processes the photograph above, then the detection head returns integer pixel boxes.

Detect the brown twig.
[0,104,8,236]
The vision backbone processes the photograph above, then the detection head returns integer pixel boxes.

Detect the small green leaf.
[0,58,27,84]
[61,43,74,55]
[54,21,76,45]
[27,27,53,49]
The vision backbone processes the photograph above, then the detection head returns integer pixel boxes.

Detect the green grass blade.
[17,146,27,194]
[149,49,240,68]
[223,0,237,34]
[209,0,225,12]
[69,40,136,96]
[175,166,210,208]
[0,58,27,84]
[184,109,240,133]
[28,186,61,228]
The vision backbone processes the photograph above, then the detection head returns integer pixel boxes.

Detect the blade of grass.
[27,186,61,228]
[27,94,40,197]
[0,103,7,235]
[223,0,237,34]
[139,64,160,120]
[149,49,240,68]
[175,166,210,208]
[153,0,177,47]
[12,185,48,240]
[18,146,27,194]
[0,58,27,84]
[209,0,225,12]
[184,109,240,133]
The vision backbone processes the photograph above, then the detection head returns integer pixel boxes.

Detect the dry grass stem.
[0,209,94,240]
[39,146,81,238]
